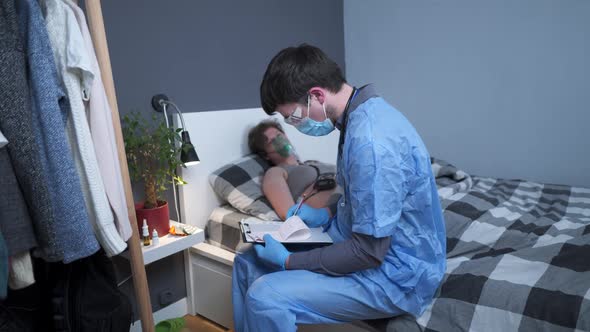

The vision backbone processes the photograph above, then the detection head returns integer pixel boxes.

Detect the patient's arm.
[262,166,295,220]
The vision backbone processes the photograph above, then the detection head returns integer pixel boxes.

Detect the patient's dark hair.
[260,43,346,115]
[248,119,285,159]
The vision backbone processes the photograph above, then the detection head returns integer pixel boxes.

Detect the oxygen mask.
[270,135,294,158]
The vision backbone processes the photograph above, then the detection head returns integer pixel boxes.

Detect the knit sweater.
[0,21,37,254]
[0,150,36,254]
[17,0,99,263]
[42,0,126,256]
[0,0,47,258]
[1,1,41,290]
[0,147,36,290]
[0,230,6,300]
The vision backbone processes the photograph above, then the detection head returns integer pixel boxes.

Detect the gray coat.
[0,0,40,256]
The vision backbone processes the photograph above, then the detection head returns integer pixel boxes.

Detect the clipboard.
[239,218,333,245]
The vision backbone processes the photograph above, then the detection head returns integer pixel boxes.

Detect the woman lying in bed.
[248,120,341,220]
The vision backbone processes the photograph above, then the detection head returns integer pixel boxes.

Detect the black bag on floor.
[51,252,132,332]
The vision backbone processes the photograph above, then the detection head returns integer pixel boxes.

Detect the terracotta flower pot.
[135,201,170,238]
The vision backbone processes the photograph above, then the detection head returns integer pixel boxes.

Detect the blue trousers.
[232,249,403,332]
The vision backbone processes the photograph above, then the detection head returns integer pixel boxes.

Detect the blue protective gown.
[232,86,446,331]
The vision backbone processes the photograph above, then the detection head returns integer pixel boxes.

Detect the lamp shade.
[180,131,200,166]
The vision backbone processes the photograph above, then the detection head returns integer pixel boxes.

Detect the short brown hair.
[248,119,285,159]
[260,44,346,115]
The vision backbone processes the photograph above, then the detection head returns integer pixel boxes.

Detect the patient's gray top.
[280,161,335,200]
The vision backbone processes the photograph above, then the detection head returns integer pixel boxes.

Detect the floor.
[181,314,370,332]
[182,314,232,332]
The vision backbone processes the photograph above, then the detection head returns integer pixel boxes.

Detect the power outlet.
[159,289,174,306]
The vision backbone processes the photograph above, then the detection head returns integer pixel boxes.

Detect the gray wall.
[344,0,590,187]
[102,0,345,116]
[100,0,344,315]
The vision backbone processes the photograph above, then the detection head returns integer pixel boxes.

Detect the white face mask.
[286,95,335,136]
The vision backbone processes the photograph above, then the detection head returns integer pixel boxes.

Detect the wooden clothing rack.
[81,1,155,331]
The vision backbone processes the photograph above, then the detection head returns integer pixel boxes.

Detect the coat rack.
[83,1,155,331]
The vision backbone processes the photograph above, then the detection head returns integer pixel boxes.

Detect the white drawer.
[191,250,234,329]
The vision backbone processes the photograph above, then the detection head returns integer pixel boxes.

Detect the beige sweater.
[65,0,133,242]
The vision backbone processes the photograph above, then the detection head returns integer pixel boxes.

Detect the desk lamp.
[152,94,199,223]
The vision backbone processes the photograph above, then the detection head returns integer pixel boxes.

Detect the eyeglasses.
[284,106,304,125]
[284,94,311,126]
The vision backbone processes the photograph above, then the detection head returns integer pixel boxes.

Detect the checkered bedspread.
[386,159,590,332]
[205,205,251,253]
[206,158,590,331]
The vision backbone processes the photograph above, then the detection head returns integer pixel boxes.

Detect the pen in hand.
[292,197,304,216]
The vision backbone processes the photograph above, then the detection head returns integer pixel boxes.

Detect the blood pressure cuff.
[308,164,337,191]
[314,173,337,191]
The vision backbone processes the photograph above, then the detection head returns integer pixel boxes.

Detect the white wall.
[344,0,590,187]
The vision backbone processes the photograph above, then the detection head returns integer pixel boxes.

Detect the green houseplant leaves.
[122,112,188,209]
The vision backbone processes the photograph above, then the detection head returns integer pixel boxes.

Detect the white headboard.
[178,108,339,229]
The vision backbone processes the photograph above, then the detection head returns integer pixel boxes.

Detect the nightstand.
[122,221,204,265]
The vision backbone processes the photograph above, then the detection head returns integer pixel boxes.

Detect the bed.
[178,108,590,332]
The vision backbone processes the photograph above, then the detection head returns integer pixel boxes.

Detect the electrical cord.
[160,102,182,224]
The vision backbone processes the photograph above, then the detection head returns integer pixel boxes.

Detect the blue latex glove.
[286,203,330,228]
[254,234,291,270]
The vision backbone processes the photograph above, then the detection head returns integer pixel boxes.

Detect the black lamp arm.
[151,94,187,129]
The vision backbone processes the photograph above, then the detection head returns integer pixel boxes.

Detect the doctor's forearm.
[287,233,391,276]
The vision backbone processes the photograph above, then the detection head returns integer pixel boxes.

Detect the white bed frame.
[178,108,373,331]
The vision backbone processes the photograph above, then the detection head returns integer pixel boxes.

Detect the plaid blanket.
[384,159,590,332]
[206,158,590,331]
[205,204,251,253]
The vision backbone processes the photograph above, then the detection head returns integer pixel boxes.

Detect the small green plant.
[122,112,188,209]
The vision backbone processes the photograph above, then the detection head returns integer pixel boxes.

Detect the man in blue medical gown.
[232,44,446,332]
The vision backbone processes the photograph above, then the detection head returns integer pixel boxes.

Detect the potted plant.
[122,112,188,237]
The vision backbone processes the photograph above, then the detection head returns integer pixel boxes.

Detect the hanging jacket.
[0,0,42,257]
[16,0,100,263]
[0,147,36,256]
[0,149,37,290]
[65,0,133,242]
[42,0,126,257]
[0,229,7,300]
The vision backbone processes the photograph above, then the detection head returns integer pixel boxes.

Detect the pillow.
[208,154,279,220]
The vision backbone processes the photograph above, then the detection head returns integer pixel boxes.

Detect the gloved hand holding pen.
[254,234,291,270]
[287,203,330,228]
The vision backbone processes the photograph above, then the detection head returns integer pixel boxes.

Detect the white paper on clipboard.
[239,216,333,244]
